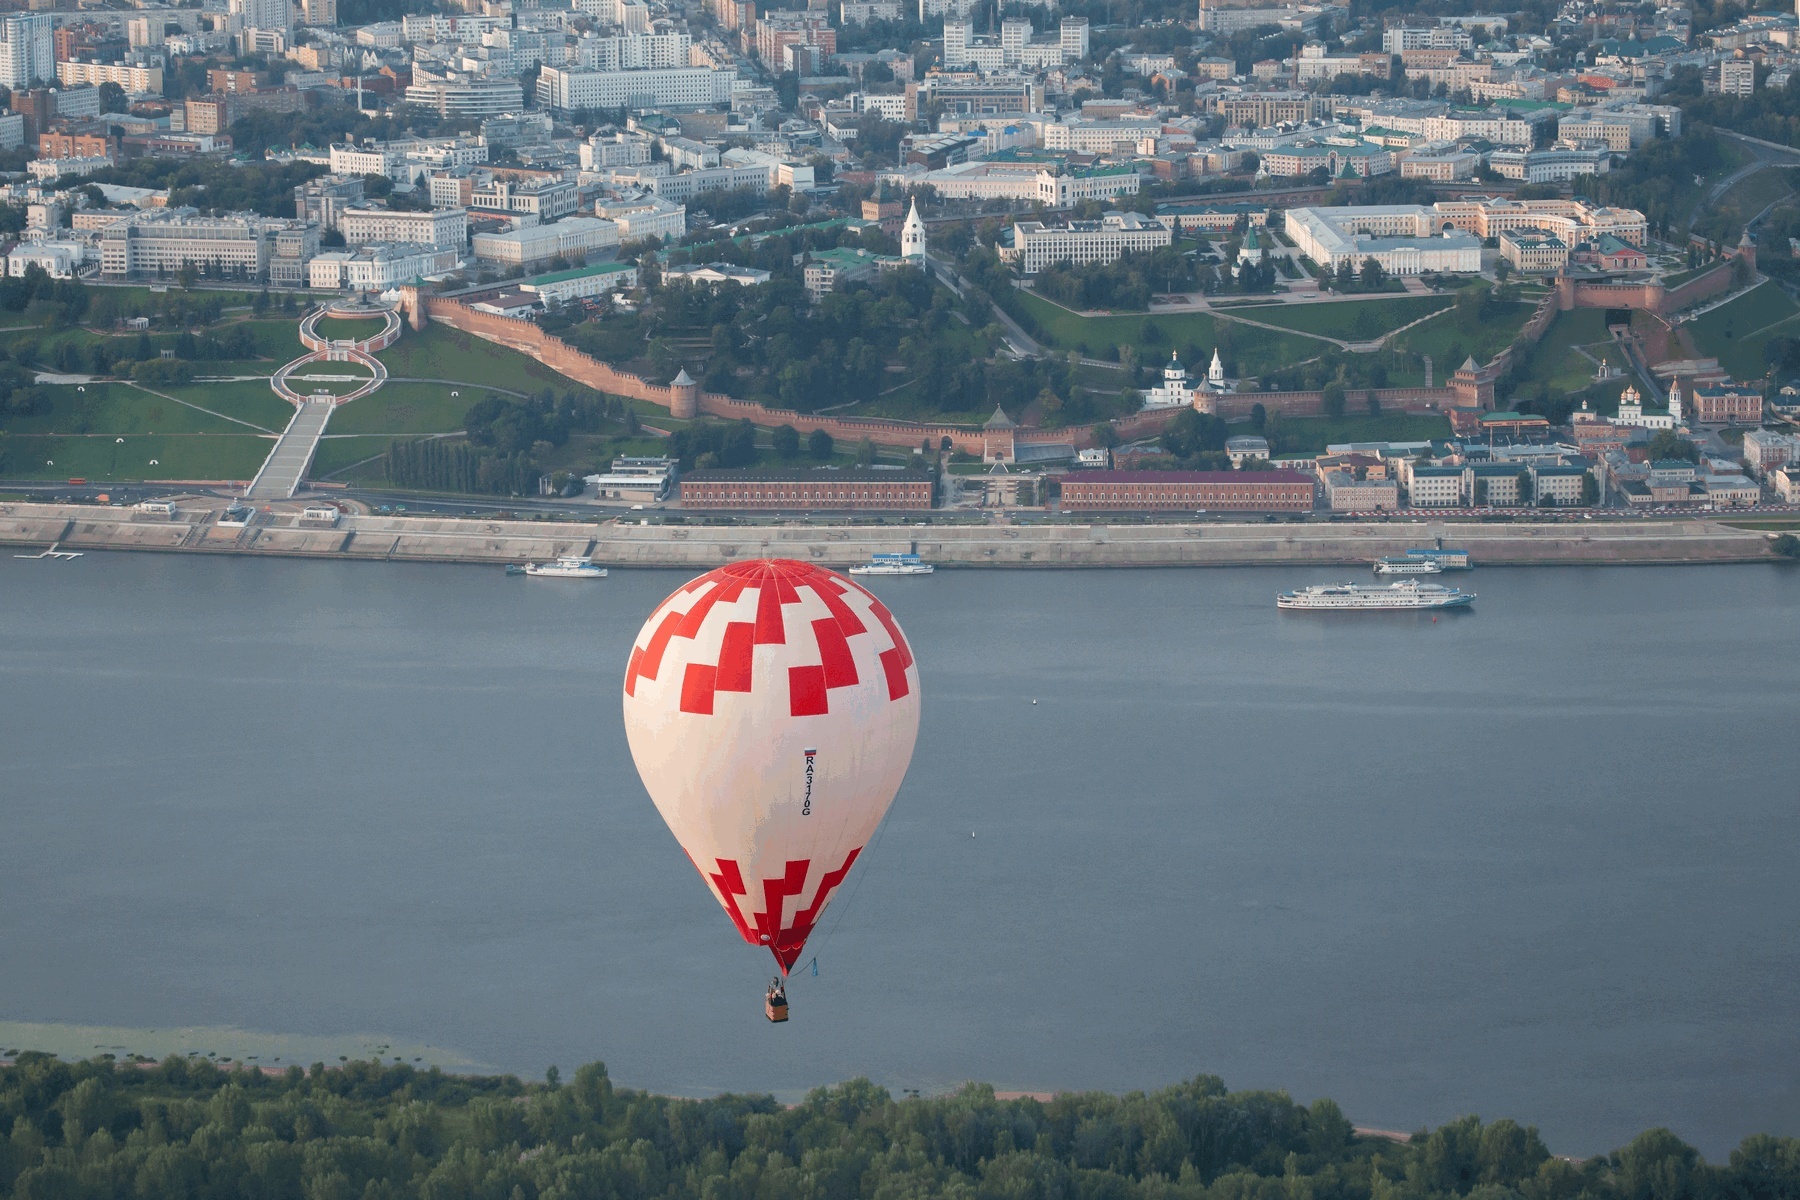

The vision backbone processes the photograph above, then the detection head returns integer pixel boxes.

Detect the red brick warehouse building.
[680,470,934,511]
[1058,471,1316,512]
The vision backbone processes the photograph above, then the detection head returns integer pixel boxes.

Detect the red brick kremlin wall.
[402,289,1476,455]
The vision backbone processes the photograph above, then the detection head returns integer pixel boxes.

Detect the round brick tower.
[669,367,700,419]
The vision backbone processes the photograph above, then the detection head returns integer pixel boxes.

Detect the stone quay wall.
[0,503,1780,569]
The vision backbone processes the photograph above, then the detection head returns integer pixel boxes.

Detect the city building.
[520,259,640,305]
[1056,470,1314,511]
[403,74,527,117]
[1323,470,1400,512]
[915,160,1140,206]
[307,243,458,289]
[339,206,468,250]
[1284,206,1482,274]
[680,470,934,510]
[594,195,686,241]
[56,61,162,93]
[0,14,53,89]
[535,65,736,112]
[7,239,83,278]
[664,262,772,287]
[1687,383,1763,425]
[1403,463,1464,507]
[99,210,305,281]
[470,216,620,265]
[1487,145,1611,183]
[1742,429,1800,476]
[294,175,366,230]
[1004,211,1171,275]
[802,246,902,297]
[585,456,675,503]
[1500,229,1569,273]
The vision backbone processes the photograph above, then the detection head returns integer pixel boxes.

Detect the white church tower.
[901,200,926,260]
[1209,348,1226,388]
[1667,378,1683,425]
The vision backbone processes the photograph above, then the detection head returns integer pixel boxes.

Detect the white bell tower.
[901,200,926,260]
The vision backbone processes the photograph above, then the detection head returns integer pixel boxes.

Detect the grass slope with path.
[1513,310,1617,397]
[1685,280,1800,380]
[0,433,270,481]
[1014,290,1326,374]
[1210,294,1453,339]
[374,323,574,394]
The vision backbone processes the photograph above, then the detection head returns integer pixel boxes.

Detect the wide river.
[3,552,1797,1158]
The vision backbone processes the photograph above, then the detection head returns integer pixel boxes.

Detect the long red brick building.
[680,470,933,510]
[1058,470,1315,512]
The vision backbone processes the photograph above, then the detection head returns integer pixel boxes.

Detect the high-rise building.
[943,18,971,67]
[1059,15,1088,60]
[301,0,336,27]
[1001,19,1029,64]
[0,15,54,90]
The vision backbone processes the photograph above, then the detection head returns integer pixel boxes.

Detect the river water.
[3,553,1797,1158]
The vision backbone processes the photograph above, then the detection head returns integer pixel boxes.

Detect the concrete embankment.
[0,503,1782,567]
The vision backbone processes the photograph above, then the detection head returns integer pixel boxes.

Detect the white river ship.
[1373,556,1444,576]
[848,553,934,576]
[519,556,607,579]
[1277,581,1475,611]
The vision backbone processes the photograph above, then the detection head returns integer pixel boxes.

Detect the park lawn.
[88,285,263,312]
[148,380,294,431]
[310,435,394,479]
[1516,309,1615,395]
[1212,295,1453,340]
[1253,411,1452,454]
[0,382,261,437]
[239,319,308,363]
[313,315,391,344]
[1014,289,1327,375]
[375,323,568,393]
[281,361,377,400]
[327,382,475,435]
[1391,301,1538,372]
[1686,281,1800,378]
[0,432,270,481]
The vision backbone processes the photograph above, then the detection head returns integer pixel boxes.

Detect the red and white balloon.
[622,558,921,973]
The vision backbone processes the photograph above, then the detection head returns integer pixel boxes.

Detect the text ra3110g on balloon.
[621,559,922,1016]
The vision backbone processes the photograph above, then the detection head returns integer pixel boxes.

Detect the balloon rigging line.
[801,800,898,976]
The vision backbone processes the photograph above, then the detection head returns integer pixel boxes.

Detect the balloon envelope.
[622,558,921,972]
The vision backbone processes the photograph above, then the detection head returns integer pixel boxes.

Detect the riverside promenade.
[0,503,1783,567]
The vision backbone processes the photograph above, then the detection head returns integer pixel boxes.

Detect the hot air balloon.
[622,558,921,1018]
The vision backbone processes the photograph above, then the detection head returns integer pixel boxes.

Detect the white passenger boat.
[523,556,607,578]
[1277,581,1475,611]
[1406,547,1472,570]
[848,553,934,576]
[1373,556,1443,576]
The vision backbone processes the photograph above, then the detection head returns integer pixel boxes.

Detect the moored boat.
[848,553,934,576]
[523,555,607,578]
[1374,556,1443,576]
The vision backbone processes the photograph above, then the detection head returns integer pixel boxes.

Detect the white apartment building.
[1006,211,1171,275]
[573,32,690,70]
[56,61,162,92]
[0,14,53,89]
[308,243,458,290]
[535,65,735,111]
[339,207,468,250]
[404,75,526,117]
[840,0,902,21]
[1382,25,1470,52]
[402,13,509,42]
[1720,58,1756,95]
[1061,15,1090,59]
[471,216,621,265]
[580,131,654,169]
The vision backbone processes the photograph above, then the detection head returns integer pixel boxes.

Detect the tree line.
[3,1053,1794,1200]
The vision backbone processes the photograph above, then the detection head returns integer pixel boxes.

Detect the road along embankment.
[0,503,1784,567]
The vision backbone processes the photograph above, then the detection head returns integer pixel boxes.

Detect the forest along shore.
[0,503,1783,567]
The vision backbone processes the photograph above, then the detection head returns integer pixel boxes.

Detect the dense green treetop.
[2,1054,1796,1200]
